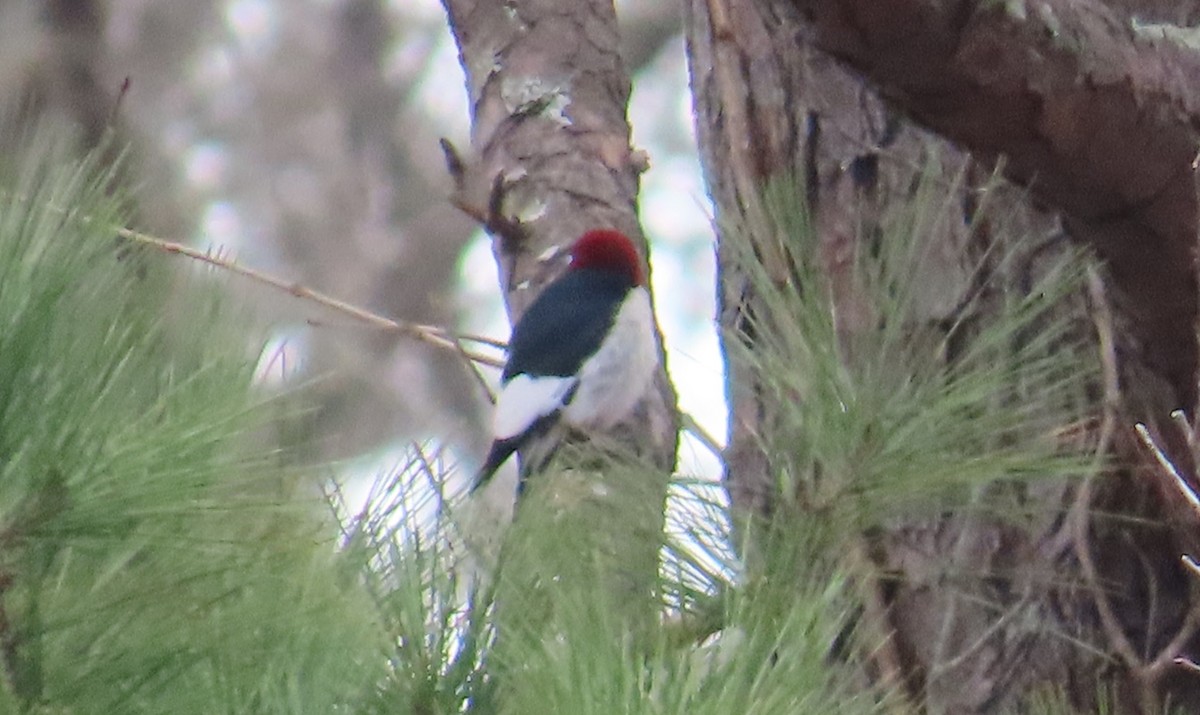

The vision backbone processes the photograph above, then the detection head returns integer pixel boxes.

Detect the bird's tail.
[470,437,520,493]
[470,412,567,495]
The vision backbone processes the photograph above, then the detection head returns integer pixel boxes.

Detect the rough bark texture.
[441,0,678,479]
[686,0,1200,711]
[788,0,1200,423]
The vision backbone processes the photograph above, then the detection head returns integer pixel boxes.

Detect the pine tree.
[0,126,1107,713]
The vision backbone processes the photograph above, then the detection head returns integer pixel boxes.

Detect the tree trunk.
[441,1,679,687]
[786,0,1200,424]
[686,0,1200,710]
[440,0,678,479]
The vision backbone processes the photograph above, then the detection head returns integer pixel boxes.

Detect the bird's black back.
[502,268,630,381]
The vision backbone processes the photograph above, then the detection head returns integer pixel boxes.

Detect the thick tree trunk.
[785,0,1200,425]
[439,0,677,477]
[686,0,1200,711]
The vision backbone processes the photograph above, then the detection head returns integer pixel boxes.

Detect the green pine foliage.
[352,165,1098,713]
[727,168,1096,532]
[0,129,1101,713]
[709,166,1099,711]
[334,451,498,714]
[0,130,388,713]
[349,168,1097,713]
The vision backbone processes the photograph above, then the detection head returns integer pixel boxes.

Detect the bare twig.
[1134,420,1200,682]
[1072,266,1142,669]
[1185,553,1200,578]
[114,226,505,368]
[297,316,504,350]
[439,138,527,256]
[1073,476,1141,665]
[1086,267,1120,472]
[5,186,509,364]
[1137,421,1200,517]
[455,339,498,405]
[439,137,466,187]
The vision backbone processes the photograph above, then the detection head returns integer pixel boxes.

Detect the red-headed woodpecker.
[473,229,659,493]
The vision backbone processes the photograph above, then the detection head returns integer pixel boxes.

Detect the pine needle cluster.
[0,129,388,713]
[729,168,1096,530]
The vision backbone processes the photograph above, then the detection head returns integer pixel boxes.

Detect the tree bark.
[686,0,1200,711]
[441,3,679,682]
[440,0,677,476]
[785,0,1200,423]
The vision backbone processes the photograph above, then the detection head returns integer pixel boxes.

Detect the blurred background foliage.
[0,0,723,496]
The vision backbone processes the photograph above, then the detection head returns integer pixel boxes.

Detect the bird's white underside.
[490,287,657,441]
[565,287,657,429]
[491,374,576,441]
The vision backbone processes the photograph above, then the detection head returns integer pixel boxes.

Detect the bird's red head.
[568,229,644,286]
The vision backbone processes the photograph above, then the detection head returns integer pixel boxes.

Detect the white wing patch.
[565,287,657,430]
[491,374,577,441]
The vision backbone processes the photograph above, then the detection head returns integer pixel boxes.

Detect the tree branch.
[115,226,504,369]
